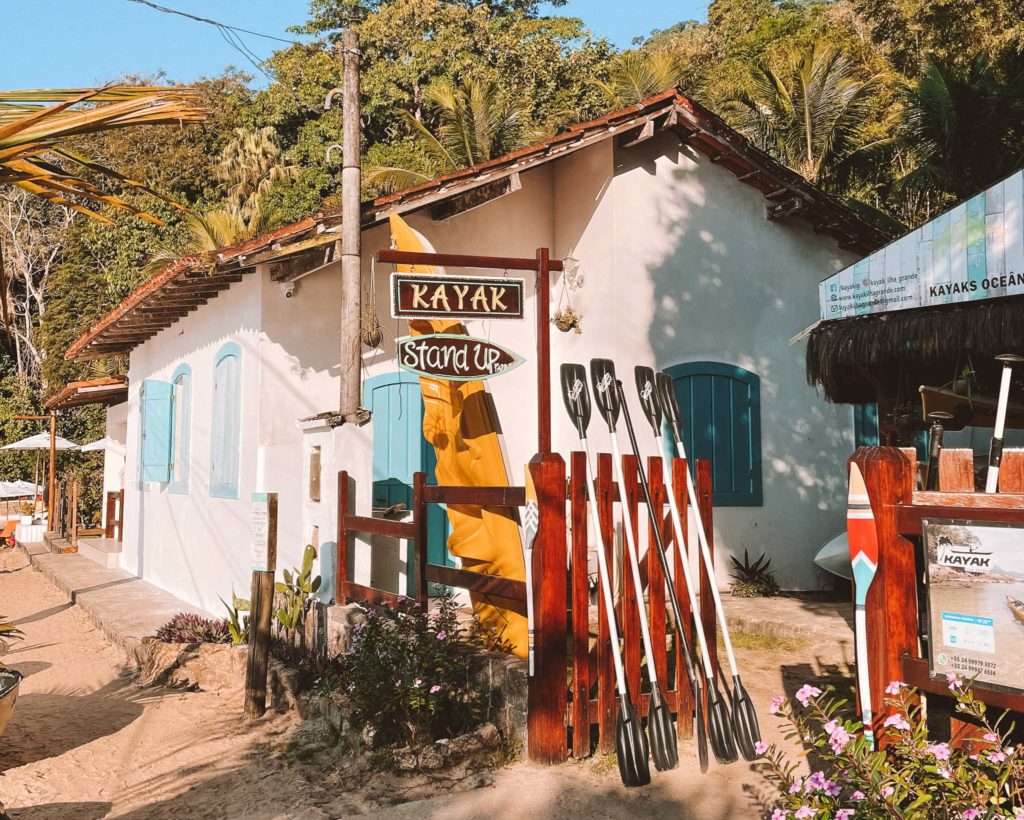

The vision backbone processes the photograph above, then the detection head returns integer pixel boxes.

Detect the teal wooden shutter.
[667,362,762,506]
[141,379,173,483]
[210,343,241,498]
[854,404,879,446]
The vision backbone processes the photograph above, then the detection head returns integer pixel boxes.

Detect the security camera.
[280,281,296,299]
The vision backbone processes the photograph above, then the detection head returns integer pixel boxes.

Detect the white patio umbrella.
[2,433,80,508]
[79,437,112,453]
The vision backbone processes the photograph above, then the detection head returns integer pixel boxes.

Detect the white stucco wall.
[101,402,127,531]
[118,133,859,610]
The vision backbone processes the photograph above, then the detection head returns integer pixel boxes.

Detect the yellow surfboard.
[389,215,528,657]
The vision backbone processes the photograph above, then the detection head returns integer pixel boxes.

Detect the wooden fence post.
[412,472,428,606]
[527,452,568,764]
[672,457,694,738]
[244,492,278,720]
[695,459,717,674]
[569,451,591,758]
[336,471,350,603]
[849,447,916,742]
[596,452,616,753]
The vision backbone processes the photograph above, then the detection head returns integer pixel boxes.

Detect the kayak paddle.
[655,371,761,761]
[635,366,739,764]
[847,461,878,750]
[522,466,539,676]
[560,363,651,787]
[986,354,1024,493]
[590,358,687,772]
[924,411,953,491]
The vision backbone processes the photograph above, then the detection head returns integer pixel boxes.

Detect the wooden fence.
[854,446,1024,750]
[334,452,719,764]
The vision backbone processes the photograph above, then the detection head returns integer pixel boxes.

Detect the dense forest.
[2,0,1024,499]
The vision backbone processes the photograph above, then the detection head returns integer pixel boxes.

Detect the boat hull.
[1008,597,1024,626]
[0,668,22,737]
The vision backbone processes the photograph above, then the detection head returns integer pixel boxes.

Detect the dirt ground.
[0,547,854,819]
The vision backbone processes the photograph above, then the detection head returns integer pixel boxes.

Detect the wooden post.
[47,409,57,525]
[413,471,428,606]
[527,452,568,763]
[647,457,668,691]
[70,479,78,548]
[849,447,917,741]
[116,489,124,542]
[569,451,591,758]
[695,459,718,674]
[244,492,278,720]
[672,457,694,738]
[104,492,116,538]
[621,454,642,702]
[338,29,363,419]
[595,452,616,753]
[536,248,551,454]
[336,471,350,602]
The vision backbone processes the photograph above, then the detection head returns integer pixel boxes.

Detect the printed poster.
[925,519,1024,695]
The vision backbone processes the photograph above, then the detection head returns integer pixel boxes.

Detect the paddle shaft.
[986,362,1015,493]
[666,429,740,677]
[523,548,535,676]
[854,606,875,750]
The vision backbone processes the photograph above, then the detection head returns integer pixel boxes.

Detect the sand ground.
[0,547,852,819]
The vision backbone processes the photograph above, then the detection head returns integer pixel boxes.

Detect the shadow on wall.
[636,145,851,585]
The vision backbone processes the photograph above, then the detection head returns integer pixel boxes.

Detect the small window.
[210,342,242,499]
[140,378,173,484]
[168,364,192,494]
[308,446,321,502]
[666,361,763,507]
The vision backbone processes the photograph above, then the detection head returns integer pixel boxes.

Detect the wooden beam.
[618,119,656,149]
[430,173,521,222]
[378,249,564,272]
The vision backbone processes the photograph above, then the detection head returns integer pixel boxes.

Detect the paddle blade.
[656,372,681,437]
[647,687,679,771]
[731,675,762,761]
[705,683,738,764]
[635,366,663,433]
[590,358,620,431]
[560,363,592,438]
[522,466,539,550]
[615,695,652,787]
[847,462,878,606]
[695,695,709,773]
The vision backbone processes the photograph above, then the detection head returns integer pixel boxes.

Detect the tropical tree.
[594,49,685,107]
[722,43,884,187]
[366,77,528,193]
[215,126,296,221]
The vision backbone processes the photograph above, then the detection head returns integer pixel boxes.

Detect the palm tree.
[723,44,883,187]
[897,53,1024,202]
[215,126,296,221]
[366,78,527,194]
[0,86,203,223]
[594,49,685,107]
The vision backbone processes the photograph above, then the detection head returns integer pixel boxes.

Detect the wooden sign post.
[391,272,525,320]
[244,492,277,720]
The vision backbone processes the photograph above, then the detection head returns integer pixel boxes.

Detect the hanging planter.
[552,255,583,334]
[552,306,583,335]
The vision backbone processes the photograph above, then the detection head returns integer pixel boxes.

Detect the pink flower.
[883,713,910,732]
[771,811,789,820]
[788,778,803,795]
[436,630,448,640]
[851,791,866,801]
[755,741,769,756]
[947,673,963,690]
[794,808,815,819]
[938,766,952,779]
[885,681,907,695]
[961,810,982,820]
[795,685,822,706]
[983,732,999,743]
[823,780,841,797]
[805,771,826,793]
[927,742,951,761]
[987,750,1007,764]
[769,695,786,715]
[836,810,855,820]
[414,678,422,687]
[430,685,441,694]
[823,719,851,753]
[882,786,895,798]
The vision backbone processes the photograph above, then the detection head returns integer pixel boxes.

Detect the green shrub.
[338,594,490,747]
[730,549,780,597]
[155,612,230,644]
[274,544,321,647]
[220,591,250,645]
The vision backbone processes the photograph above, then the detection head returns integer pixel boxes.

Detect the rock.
[360,723,377,749]
[292,716,339,749]
[475,722,500,748]
[136,641,246,691]
[393,746,418,772]
[447,732,484,762]
[272,809,329,820]
[325,603,366,657]
[417,745,446,770]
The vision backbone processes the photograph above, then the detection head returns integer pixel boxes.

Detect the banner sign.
[397,334,525,381]
[391,273,525,320]
[924,519,1024,695]
[251,492,271,572]
[820,170,1024,320]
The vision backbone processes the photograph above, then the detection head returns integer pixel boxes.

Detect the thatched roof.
[806,295,1024,406]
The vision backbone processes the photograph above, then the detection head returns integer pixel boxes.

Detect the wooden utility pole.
[339,28,363,420]
[48,409,56,523]
[244,492,278,720]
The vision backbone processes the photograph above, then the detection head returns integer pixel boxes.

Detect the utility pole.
[339,29,363,420]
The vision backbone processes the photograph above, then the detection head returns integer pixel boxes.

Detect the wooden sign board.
[250,492,276,572]
[391,273,525,320]
[397,334,525,381]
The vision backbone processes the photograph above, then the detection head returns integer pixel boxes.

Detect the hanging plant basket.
[552,306,583,335]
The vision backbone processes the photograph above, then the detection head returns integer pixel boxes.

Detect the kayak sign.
[397,334,525,381]
[391,273,524,320]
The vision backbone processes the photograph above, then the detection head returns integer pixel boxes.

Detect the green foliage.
[762,678,1024,817]
[336,593,491,746]
[220,591,251,646]
[154,612,231,644]
[0,615,24,671]
[274,545,322,644]
[729,549,780,597]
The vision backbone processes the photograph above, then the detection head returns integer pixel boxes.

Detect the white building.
[68,90,890,615]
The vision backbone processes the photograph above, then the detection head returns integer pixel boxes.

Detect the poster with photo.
[925,519,1024,695]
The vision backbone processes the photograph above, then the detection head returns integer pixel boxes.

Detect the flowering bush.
[154,612,230,644]
[762,677,1024,818]
[337,593,490,747]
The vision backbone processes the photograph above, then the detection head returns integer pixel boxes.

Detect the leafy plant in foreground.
[220,591,250,645]
[274,544,321,648]
[154,612,230,644]
[761,677,1024,818]
[729,549,781,597]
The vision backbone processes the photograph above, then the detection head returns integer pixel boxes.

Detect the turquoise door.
[365,372,451,595]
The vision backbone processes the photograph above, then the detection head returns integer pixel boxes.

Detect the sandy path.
[0,546,852,819]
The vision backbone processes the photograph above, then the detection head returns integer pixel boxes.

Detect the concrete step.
[77,537,122,569]
[43,531,77,555]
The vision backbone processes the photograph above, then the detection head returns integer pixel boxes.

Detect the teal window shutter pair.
[168,364,192,494]
[665,361,763,507]
[210,343,242,498]
[140,379,173,483]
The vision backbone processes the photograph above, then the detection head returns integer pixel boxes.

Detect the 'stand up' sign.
[391,273,525,320]
[397,334,525,381]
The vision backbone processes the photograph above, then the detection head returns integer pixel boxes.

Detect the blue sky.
[1,1,707,89]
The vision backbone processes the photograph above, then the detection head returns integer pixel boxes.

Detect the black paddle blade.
[615,695,652,787]
[590,358,620,431]
[647,687,679,771]
[695,694,709,773]
[706,683,739,764]
[635,366,663,433]
[560,363,592,437]
[731,675,763,761]
[655,372,681,438]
